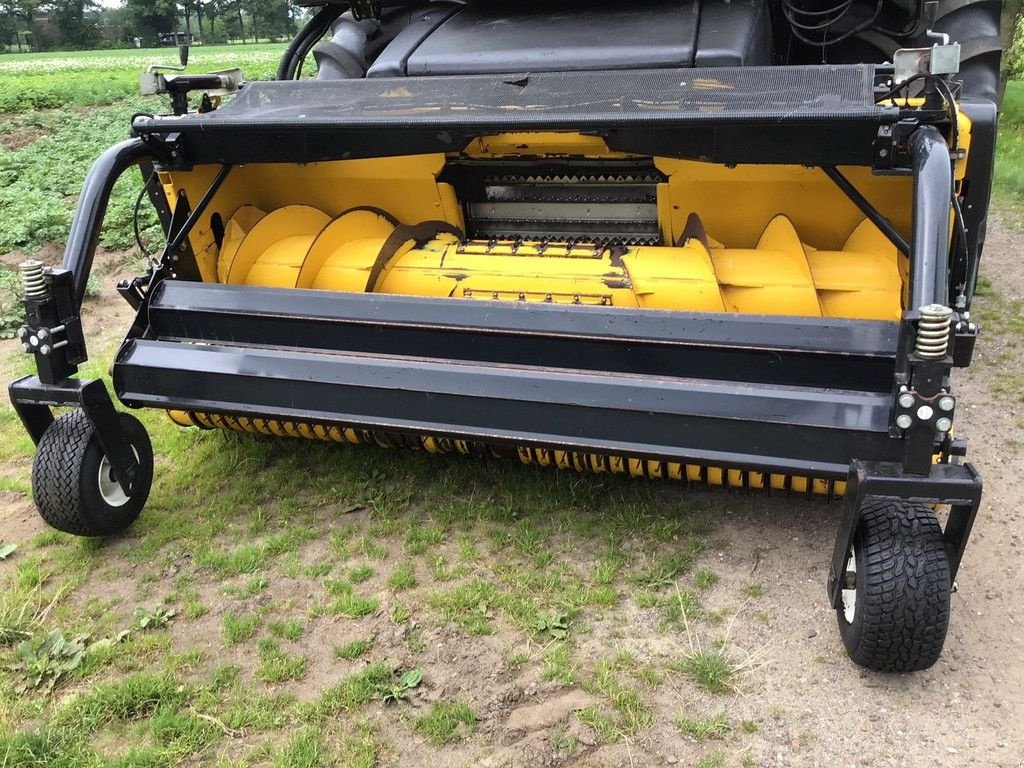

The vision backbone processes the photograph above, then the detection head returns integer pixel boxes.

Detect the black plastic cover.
[405,0,705,75]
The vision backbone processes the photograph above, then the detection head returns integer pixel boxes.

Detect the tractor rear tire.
[32,410,153,537]
[836,498,951,672]
[833,0,1002,104]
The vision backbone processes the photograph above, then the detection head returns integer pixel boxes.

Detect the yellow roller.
[217,208,903,320]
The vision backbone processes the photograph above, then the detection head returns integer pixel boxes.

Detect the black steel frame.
[8,61,992,590]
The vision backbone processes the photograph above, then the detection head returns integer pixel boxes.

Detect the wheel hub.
[841,545,857,623]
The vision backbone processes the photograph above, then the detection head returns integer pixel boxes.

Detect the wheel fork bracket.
[828,459,983,608]
[9,376,141,495]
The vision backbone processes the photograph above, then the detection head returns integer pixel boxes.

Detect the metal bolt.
[938,396,955,412]
[917,405,934,421]
[20,343,30,353]
[898,393,916,408]
[17,327,27,340]
[936,417,953,433]
[39,344,51,356]
[896,414,913,429]
[37,328,48,341]
[29,335,38,346]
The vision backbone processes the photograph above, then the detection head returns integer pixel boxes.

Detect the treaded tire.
[835,0,1002,104]
[837,498,951,672]
[32,410,153,537]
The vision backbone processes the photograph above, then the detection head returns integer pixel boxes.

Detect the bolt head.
[898,393,916,408]
[936,417,953,433]
[29,335,38,346]
[896,414,913,429]
[938,396,955,412]
[37,328,48,341]
[16,326,27,340]
[20,342,30,353]
[917,405,934,421]
[39,344,50,356]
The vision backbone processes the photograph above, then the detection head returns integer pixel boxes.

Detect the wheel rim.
[841,544,857,623]
[97,448,138,508]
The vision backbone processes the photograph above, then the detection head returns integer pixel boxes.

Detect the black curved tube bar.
[909,126,954,309]
[63,138,155,306]
[276,5,343,81]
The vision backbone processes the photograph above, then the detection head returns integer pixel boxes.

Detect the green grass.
[677,648,738,694]
[348,564,374,583]
[995,81,1024,203]
[676,711,733,740]
[268,618,304,641]
[223,611,260,646]
[0,44,286,113]
[333,638,374,660]
[413,701,477,745]
[387,560,417,591]
[328,584,380,619]
[257,638,308,683]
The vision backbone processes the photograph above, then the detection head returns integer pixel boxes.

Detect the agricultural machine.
[9,0,1001,671]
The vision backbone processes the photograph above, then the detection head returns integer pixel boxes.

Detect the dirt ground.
[1,218,1023,767]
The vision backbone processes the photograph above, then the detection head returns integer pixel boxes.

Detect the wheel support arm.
[828,459,983,608]
[9,376,142,497]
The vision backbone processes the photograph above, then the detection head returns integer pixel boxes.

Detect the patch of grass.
[299,663,394,722]
[257,638,308,683]
[743,584,765,599]
[428,554,466,582]
[676,712,733,740]
[633,539,705,590]
[695,750,726,768]
[576,706,618,743]
[405,526,445,556]
[391,603,411,624]
[0,586,52,646]
[54,672,185,734]
[542,642,576,684]
[221,690,295,731]
[428,579,498,635]
[741,719,759,733]
[413,700,477,745]
[225,575,269,599]
[694,568,720,589]
[223,612,260,646]
[328,584,380,619]
[273,728,329,768]
[194,542,269,576]
[387,561,417,591]
[589,659,654,737]
[268,618,304,641]
[334,638,374,660]
[677,648,738,694]
[348,564,374,583]
[150,707,219,753]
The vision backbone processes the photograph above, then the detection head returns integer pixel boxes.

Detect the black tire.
[830,0,1002,104]
[32,410,153,537]
[836,498,951,672]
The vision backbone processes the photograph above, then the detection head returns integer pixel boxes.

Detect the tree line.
[0,0,303,51]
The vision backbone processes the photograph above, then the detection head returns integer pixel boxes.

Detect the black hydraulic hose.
[909,126,954,310]
[63,138,155,307]
[276,5,343,81]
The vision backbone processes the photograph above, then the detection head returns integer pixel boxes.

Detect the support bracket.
[828,459,983,608]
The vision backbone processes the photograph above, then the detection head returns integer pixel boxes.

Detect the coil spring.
[915,304,953,359]
[19,260,46,299]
